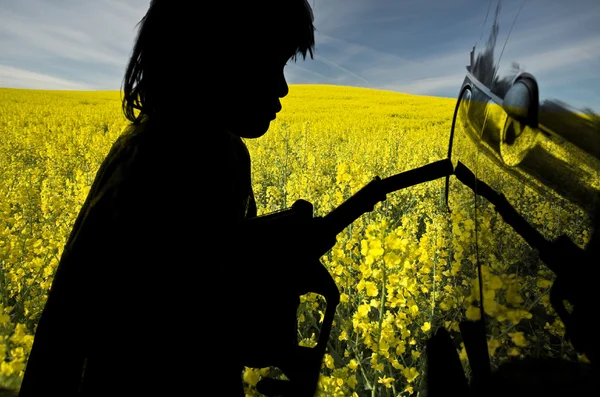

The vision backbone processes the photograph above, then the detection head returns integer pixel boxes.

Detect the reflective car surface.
[440,0,600,393]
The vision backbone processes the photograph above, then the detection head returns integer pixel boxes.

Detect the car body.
[442,0,600,389]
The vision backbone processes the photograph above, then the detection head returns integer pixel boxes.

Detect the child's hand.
[298,216,338,258]
[269,215,337,263]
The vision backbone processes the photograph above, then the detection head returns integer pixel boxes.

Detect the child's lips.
[270,107,281,120]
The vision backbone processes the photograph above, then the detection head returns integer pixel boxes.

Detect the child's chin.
[234,120,272,138]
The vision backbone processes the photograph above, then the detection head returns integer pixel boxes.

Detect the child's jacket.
[18,118,260,396]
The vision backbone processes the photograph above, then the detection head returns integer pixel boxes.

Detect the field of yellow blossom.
[0,84,593,396]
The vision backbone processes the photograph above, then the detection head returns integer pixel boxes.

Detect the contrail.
[315,54,370,84]
[290,64,330,80]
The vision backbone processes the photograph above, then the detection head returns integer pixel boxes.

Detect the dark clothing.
[19,119,260,396]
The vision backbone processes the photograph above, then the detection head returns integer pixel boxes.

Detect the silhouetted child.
[18,1,317,396]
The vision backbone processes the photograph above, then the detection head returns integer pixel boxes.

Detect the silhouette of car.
[438,0,600,393]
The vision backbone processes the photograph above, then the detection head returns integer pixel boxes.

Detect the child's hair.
[121,0,317,125]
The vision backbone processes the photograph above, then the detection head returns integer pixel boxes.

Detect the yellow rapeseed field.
[0,85,593,395]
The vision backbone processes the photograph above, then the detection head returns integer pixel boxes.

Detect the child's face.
[224,50,290,139]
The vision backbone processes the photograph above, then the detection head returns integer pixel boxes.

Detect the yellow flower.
[347,375,358,389]
[385,234,402,250]
[361,239,369,256]
[369,240,384,258]
[396,341,406,355]
[421,322,431,332]
[11,361,25,373]
[357,304,370,318]
[340,293,349,303]
[466,305,481,320]
[464,218,474,230]
[384,252,401,268]
[1,361,14,377]
[0,309,9,325]
[378,376,395,388]
[243,368,261,386]
[537,279,553,289]
[357,279,365,292]
[459,345,468,361]
[366,281,379,297]
[402,367,419,383]
[488,274,503,290]
[509,332,528,347]
[10,347,24,359]
[259,368,270,376]
[388,274,400,286]
[487,338,501,356]
[339,330,348,341]
[506,284,524,305]
[324,354,335,369]
[348,359,359,371]
[506,309,532,325]
[372,362,384,371]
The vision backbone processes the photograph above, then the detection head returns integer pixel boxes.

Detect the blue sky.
[0,0,598,109]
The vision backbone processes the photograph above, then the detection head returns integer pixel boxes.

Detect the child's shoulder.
[87,120,151,207]
[114,119,249,173]
[115,118,151,150]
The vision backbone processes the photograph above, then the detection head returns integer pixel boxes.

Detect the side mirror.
[502,73,539,129]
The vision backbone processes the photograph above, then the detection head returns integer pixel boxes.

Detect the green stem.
[371,263,388,397]
[351,313,373,391]
[327,341,345,367]
[282,125,289,209]
[386,362,397,396]
[432,243,436,321]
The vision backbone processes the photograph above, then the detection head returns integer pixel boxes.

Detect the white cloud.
[0,9,128,68]
[501,37,600,75]
[0,64,94,90]
[380,73,466,96]
[0,0,147,89]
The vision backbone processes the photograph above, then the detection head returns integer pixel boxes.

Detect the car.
[432,0,600,394]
